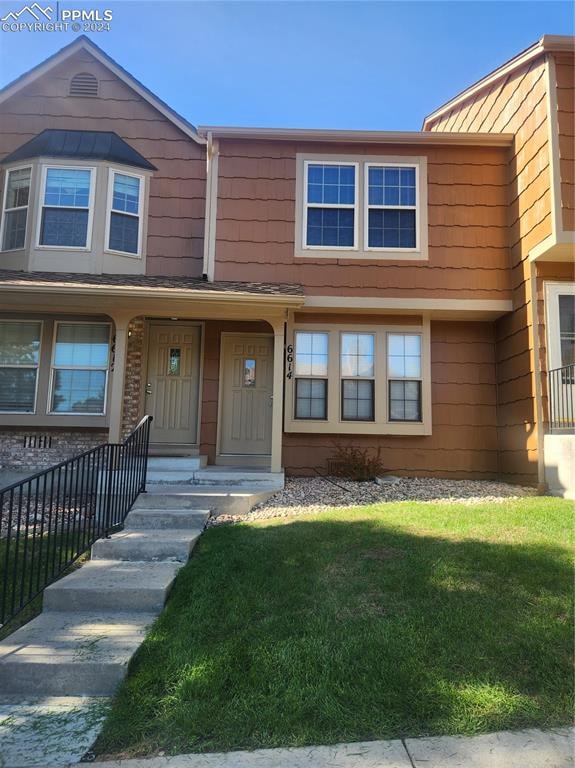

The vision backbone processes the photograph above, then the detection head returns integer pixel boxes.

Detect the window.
[294,331,328,419]
[107,171,142,255]
[341,332,375,421]
[0,321,41,413]
[1,167,31,251]
[297,155,427,260]
[367,165,417,249]
[49,323,110,414]
[388,333,422,422]
[39,167,93,248]
[304,163,357,248]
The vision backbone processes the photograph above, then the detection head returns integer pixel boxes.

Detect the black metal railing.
[548,363,575,431]
[0,415,152,626]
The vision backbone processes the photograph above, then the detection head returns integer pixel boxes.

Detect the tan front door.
[220,334,273,455]
[146,323,201,444]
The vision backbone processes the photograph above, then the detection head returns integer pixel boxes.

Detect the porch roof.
[0,270,304,301]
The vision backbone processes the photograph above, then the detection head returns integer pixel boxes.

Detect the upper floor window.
[107,171,143,256]
[305,163,357,248]
[296,154,427,261]
[39,167,93,249]
[1,167,31,251]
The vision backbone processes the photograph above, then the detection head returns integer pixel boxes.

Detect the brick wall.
[121,317,145,438]
[0,429,108,472]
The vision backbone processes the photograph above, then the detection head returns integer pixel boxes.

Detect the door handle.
[145,383,152,395]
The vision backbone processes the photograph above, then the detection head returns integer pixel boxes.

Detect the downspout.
[529,260,546,490]
[201,131,220,283]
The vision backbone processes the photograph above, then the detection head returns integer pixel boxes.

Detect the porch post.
[270,318,285,473]
[108,313,132,443]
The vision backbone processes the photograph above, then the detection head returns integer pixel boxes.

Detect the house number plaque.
[285,344,293,379]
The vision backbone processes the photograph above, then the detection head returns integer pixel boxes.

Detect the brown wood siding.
[214,140,511,301]
[283,320,503,480]
[427,55,553,484]
[554,53,575,231]
[0,50,206,277]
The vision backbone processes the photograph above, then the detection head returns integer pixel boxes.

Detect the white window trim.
[364,162,420,254]
[104,168,145,259]
[545,281,575,372]
[285,319,432,436]
[293,330,330,420]
[36,164,96,251]
[302,160,359,252]
[339,331,376,422]
[47,320,112,417]
[0,165,33,253]
[386,331,424,423]
[295,153,428,261]
[0,319,43,415]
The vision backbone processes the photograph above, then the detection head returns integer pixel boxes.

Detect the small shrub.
[327,443,386,481]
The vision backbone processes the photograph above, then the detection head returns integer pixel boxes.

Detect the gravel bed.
[208,475,538,525]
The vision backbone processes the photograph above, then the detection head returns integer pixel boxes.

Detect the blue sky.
[0,1,573,130]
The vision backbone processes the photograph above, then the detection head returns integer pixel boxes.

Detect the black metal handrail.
[548,363,575,430]
[0,415,152,626]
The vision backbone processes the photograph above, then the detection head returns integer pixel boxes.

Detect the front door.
[219,334,273,455]
[546,283,575,427]
[146,323,201,444]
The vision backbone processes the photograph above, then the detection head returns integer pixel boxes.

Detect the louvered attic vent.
[69,72,99,97]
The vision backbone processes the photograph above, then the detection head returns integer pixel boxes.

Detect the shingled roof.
[0,270,304,298]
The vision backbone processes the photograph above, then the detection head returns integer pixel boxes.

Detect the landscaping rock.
[208,476,538,526]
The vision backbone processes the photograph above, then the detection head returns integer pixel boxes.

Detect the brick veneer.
[121,317,146,438]
[0,429,108,472]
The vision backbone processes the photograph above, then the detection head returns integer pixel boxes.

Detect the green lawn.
[94,497,574,758]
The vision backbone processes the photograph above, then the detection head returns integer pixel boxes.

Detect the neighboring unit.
[0,35,573,493]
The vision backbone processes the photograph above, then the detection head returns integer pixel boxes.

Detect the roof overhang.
[423,34,575,129]
[198,126,514,146]
[0,35,205,146]
[300,295,513,320]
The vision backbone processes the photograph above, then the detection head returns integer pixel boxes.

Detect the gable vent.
[69,72,99,98]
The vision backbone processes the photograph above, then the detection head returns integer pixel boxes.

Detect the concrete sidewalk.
[80,727,573,768]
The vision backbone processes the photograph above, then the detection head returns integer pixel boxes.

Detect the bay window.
[107,171,143,255]
[39,167,93,248]
[1,167,31,251]
[49,323,111,415]
[0,321,41,413]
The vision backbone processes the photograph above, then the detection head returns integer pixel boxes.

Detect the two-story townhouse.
[0,34,572,492]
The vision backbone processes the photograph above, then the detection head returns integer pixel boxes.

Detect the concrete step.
[147,455,207,475]
[127,506,210,528]
[135,487,276,515]
[0,612,155,696]
[193,469,284,487]
[91,528,201,561]
[43,560,182,614]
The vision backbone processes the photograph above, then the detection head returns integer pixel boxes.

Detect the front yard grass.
[94,497,574,757]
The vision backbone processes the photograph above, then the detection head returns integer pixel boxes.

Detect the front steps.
[145,456,284,490]
[0,498,209,697]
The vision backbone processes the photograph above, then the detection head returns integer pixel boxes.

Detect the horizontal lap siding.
[214,140,511,301]
[554,53,575,231]
[0,50,206,277]
[283,321,501,480]
[427,57,552,484]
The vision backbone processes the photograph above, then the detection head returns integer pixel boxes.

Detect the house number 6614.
[285,344,294,379]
